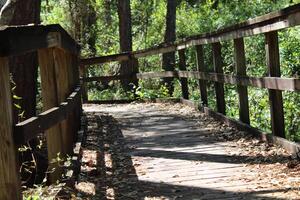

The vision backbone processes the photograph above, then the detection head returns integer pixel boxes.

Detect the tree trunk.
[117,0,138,91]
[83,1,97,56]
[0,0,41,123]
[162,0,176,96]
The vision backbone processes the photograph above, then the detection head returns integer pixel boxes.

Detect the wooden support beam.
[71,55,81,136]
[80,65,88,103]
[65,52,77,145]
[85,71,300,91]
[196,45,208,106]
[0,24,79,57]
[178,49,189,99]
[53,48,73,155]
[80,53,130,66]
[14,87,81,144]
[234,38,250,124]
[38,48,64,183]
[212,42,226,114]
[265,31,285,138]
[0,57,21,200]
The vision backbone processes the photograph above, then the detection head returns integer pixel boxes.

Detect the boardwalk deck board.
[79,103,300,200]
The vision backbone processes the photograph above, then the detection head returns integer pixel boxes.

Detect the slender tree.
[162,0,176,96]
[117,0,138,91]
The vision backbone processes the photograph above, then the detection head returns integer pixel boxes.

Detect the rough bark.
[162,0,176,96]
[117,0,138,91]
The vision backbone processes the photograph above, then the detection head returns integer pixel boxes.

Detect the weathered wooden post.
[65,51,77,145]
[265,31,285,138]
[53,48,73,155]
[38,48,65,183]
[234,38,250,124]
[0,57,21,200]
[80,65,88,103]
[178,49,189,99]
[212,42,226,114]
[196,45,208,106]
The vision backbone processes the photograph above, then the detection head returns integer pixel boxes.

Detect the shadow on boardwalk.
[76,109,296,200]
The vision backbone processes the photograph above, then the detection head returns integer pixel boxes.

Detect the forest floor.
[65,103,299,199]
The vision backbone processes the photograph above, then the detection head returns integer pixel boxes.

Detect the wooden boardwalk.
[79,103,300,200]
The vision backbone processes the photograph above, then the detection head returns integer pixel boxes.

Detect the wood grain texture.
[265,31,285,138]
[234,38,250,124]
[53,48,73,155]
[38,48,64,183]
[0,57,21,200]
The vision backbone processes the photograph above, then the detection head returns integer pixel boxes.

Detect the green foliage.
[135,83,170,100]
[41,0,300,140]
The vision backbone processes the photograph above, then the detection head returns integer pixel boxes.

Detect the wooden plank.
[0,57,21,200]
[87,99,136,104]
[65,52,76,147]
[265,31,285,138]
[178,49,189,99]
[196,45,208,106]
[84,74,133,82]
[14,87,81,144]
[212,42,226,114]
[86,98,180,105]
[85,71,300,91]
[0,24,79,57]
[177,71,300,91]
[234,38,250,124]
[53,48,73,155]
[71,54,81,136]
[80,4,300,64]
[80,53,130,66]
[38,48,64,183]
[180,98,300,156]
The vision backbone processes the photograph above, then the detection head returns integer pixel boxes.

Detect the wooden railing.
[81,4,300,150]
[0,24,81,200]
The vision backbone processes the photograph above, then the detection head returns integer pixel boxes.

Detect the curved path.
[78,103,300,200]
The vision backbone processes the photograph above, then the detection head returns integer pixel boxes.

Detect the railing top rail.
[81,3,300,66]
[0,24,80,57]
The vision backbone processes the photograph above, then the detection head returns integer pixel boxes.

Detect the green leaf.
[13,95,22,100]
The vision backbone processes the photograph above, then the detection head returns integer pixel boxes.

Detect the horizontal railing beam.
[14,86,81,145]
[83,71,300,92]
[81,4,300,65]
[0,24,79,57]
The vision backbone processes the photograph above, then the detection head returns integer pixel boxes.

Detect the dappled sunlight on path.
[76,103,300,199]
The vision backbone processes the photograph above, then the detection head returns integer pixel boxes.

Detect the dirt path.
[76,103,300,200]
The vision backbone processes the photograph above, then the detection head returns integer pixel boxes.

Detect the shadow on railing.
[80,4,300,161]
[0,24,81,199]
